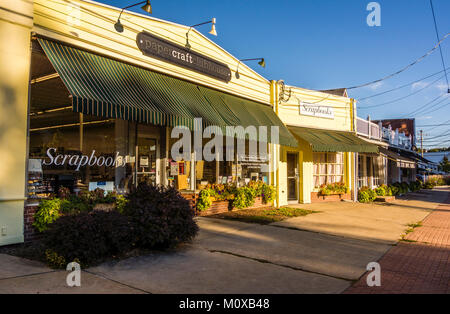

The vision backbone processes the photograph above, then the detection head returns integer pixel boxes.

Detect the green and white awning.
[289,126,379,153]
[37,38,297,147]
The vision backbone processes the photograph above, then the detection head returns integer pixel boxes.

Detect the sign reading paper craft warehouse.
[137,32,232,83]
[299,101,335,119]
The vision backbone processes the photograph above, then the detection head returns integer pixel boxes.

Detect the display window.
[313,152,344,187]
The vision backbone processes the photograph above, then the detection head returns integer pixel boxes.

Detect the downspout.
[351,98,358,202]
[270,80,280,208]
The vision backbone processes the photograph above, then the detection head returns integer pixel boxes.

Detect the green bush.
[409,180,422,192]
[233,186,257,209]
[375,185,386,196]
[43,211,134,267]
[358,186,377,203]
[197,188,215,212]
[261,184,276,204]
[123,184,198,249]
[319,182,349,196]
[389,184,399,196]
[33,199,62,233]
[401,182,410,194]
[358,190,371,203]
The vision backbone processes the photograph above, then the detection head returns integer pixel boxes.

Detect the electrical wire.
[415,102,449,116]
[336,33,450,90]
[357,67,449,102]
[416,119,450,128]
[430,0,449,91]
[402,94,446,117]
[359,75,445,109]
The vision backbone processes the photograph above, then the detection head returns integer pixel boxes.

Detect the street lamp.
[114,0,152,33]
[235,58,266,79]
[185,18,217,49]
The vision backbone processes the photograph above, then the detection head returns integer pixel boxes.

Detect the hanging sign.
[299,101,335,119]
[137,31,232,83]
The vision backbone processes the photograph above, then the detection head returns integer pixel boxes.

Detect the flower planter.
[93,203,116,212]
[197,197,270,216]
[311,192,352,203]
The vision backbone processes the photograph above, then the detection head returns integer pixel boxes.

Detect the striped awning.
[37,38,297,147]
[379,147,416,168]
[289,126,379,153]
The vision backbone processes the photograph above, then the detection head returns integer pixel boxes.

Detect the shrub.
[358,190,371,203]
[233,186,256,209]
[319,182,349,196]
[197,188,215,212]
[45,249,67,269]
[261,184,276,204]
[401,182,410,194]
[43,211,133,267]
[375,185,387,196]
[33,199,62,233]
[59,195,93,215]
[423,181,434,189]
[389,184,400,196]
[409,180,422,192]
[385,186,393,196]
[123,184,198,249]
[358,186,377,203]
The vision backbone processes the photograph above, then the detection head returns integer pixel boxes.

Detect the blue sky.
[99,0,449,148]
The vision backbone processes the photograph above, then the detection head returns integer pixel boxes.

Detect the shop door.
[136,137,158,186]
[287,153,299,201]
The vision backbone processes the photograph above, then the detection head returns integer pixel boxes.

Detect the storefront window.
[313,152,344,187]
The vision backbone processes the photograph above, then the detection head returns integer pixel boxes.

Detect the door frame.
[286,152,299,203]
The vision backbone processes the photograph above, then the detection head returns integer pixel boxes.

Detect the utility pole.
[420,130,424,157]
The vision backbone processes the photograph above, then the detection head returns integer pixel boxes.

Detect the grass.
[400,221,423,241]
[209,207,318,225]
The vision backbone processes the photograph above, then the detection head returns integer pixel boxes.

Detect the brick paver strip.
[345,191,450,294]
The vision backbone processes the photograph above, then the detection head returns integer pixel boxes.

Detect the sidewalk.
[345,187,450,294]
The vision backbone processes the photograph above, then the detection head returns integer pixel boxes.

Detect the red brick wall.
[24,204,39,242]
[197,197,270,216]
[310,192,353,203]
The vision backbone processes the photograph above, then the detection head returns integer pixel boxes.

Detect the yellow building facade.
[0,0,288,245]
[271,83,371,205]
[0,0,377,246]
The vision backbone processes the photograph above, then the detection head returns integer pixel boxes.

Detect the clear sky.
[99,0,449,148]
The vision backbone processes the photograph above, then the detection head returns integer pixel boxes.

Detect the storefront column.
[0,0,33,245]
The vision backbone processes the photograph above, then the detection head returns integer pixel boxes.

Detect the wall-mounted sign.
[42,148,126,171]
[299,101,335,119]
[137,32,232,83]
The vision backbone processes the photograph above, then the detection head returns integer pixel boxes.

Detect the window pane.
[327,164,335,175]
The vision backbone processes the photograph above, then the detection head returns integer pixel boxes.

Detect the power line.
[337,32,450,90]
[416,119,450,128]
[430,0,449,92]
[423,128,450,140]
[359,75,445,109]
[403,94,447,117]
[417,102,450,116]
[357,67,449,102]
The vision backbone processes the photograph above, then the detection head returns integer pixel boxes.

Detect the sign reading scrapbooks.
[299,101,335,119]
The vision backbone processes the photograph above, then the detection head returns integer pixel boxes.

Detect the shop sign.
[42,148,126,171]
[137,32,232,83]
[299,102,335,119]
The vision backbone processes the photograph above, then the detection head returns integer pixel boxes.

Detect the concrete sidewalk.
[0,254,143,294]
[272,188,447,244]
[0,188,447,294]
